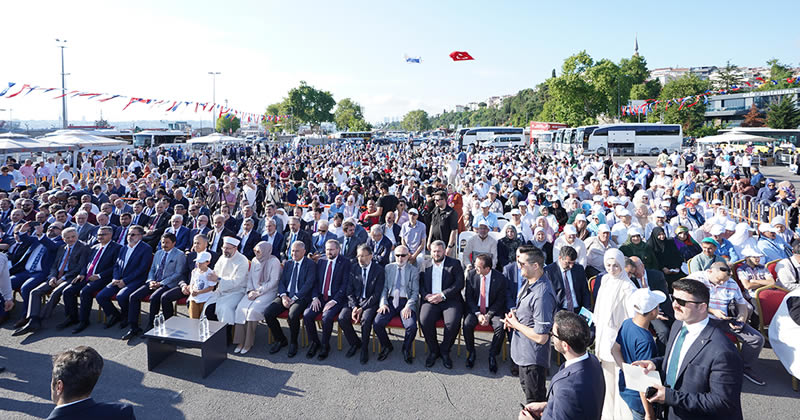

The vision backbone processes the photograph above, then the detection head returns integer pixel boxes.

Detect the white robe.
[207,252,250,325]
[769,288,800,379]
[234,257,281,323]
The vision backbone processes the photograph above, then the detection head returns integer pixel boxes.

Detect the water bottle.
[202,316,210,338]
[199,314,208,339]
[156,311,166,334]
[154,313,162,335]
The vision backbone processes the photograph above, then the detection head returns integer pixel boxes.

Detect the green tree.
[758,59,794,91]
[629,80,661,100]
[216,115,241,134]
[402,109,431,132]
[286,81,336,127]
[766,97,800,129]
[714,60,741,90]
[539,51,605,126]
[334,98,371,131]
[653,74,711,136]
[262,100,290,133]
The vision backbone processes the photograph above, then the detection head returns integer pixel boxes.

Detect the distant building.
[649,67,690,85]
[466,102,479,111]
[455,105,466,112]
[704,87,800,126]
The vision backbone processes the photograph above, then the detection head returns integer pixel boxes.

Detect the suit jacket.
[313,256,351,302]
[310,231,338,254]
[381,222,402,245]
[130,212,150,228]
[347,263,385,309]
[542,353,605,420]
[236,230,261,260]
[87,225,115,246]
[74,223,96,242]
[159,225,191,252]
[10,233,62,275]
[113,241,153,288]
[189,225,211,244]
[80,241,122,283]
[544,261,591,312]
[282,229,313,260]
[503,261,524,311]
[47,398,135,420]
[109,213,121,227]
[651,319,744,420]
[261,231,284,259]
[380,262,420,312]
[278,257,316,300]
[207,227,235,255]
[147,248,187,288]
[464,268,506,319]
[339,234,366,263]
[48,241,90,281]
[365,236,393,266]
[420,256,465,303]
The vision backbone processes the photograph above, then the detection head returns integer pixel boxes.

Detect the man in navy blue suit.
[365,224,393,267]
[47,346,135,420]
[633,278,743,420]
[310,219,337,255]
[160,214,191,252]
[544,246,591,314]
[520,310,604,420]
[260,218,284,260]
[9,222,63,328]
[339,244,385,364]
[95,225,153,329]
[303,239,351,360]
[263,241,315,357]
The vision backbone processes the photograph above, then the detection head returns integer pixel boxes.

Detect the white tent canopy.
[0,133,67,153]
[38,130,130,149]
[187,133,241,144]
[696,131,774,144]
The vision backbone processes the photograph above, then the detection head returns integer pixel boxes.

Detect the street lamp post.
[208,72,221,132]
[56,39,68,129]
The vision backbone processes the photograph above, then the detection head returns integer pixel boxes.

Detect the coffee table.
[143,317,227,378]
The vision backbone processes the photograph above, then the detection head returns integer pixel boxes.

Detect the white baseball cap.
[563,225,577,235]
[628,288,667,314]
[709,225,725,236]
[759,223,778,234]
[196,251,212,264]
[598,224,611,233]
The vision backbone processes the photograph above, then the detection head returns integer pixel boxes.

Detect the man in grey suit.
[13,227,89,336]
[374,245,420,364]
[122,232,186,340]
[73,211,96,243]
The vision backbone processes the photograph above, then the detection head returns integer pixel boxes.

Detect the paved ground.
[1,302,799,420]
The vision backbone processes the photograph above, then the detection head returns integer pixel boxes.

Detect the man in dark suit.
[310,219,337,255]
[47,346,135,420]
[339,219,365,264]
[207,214,235,255]
[160,214,191,252]
[419,240,465,369]
[462,254,506,373]
[9,223,63,328]
[626,256,674,354]
[338,244,385,364]
[188,214,210,244]
[365,224,393,266]
[68,226,122,334]
[235,217,260,260]
[633,278,744,420]
[129,201,150,228]
[260,217,284,260]
[112,213,133,245]
[303,238,351,360]
[72,211,95,243]
[281,216,313,261]
[520,311,604,420]
[263,241,315,357]
[95,225,153,329]
[545,246,591,313]
[141,201,170,250]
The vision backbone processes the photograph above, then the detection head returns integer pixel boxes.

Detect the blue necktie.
[665,326,689,387]
[289,263,299,295]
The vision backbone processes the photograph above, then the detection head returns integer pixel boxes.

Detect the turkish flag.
[449,51,474,61]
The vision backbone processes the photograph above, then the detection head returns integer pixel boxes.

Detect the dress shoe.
[240,347,250,355]
[12,320,40,336]
[345,342,362,358]
[104,314,120,329]
[119,320,129,330]
[403,350,413,365]
[425,353,439,368]
[72,321,90,334]
[442,353,453,369]
[56,317,78,330]
[306,342,320,359]
[465,351,476,368]
[317,345,331,361]
[360,349,369,365]
[488,356,498,373]
[234,345,243,353]
[269,340,288,354]
[287,343,298,358]
[122,327,143,340]
[510,362,519,377]
[13,318,28,329]
[378,345,394,361]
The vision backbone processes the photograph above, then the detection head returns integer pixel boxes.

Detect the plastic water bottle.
[156,311,166,334]
[199,314,208,339]
[154,313,162,335]
[202,316,210,338]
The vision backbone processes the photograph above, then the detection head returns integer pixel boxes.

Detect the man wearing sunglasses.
[633,278,744,420]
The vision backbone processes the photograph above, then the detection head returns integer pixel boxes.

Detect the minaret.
[634,34,639,57]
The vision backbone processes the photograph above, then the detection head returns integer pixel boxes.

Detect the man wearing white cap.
[611,288,665,420]
[472,200,499,232]
[611,209,638,246]
[644,210,673,240]
[708,224,738,263]
[486,188,503,214]
[509,209,532,242]
[518,201,536,227]
[205,236,250,329]
[757,223,792,263]
[736,247,775,299]
[462,221,498,270]
[553,225,586,266]
[776,242,800,291]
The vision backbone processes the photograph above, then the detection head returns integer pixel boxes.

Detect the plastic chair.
[753,284,789,337]
[587,275,597,308]
[729,259,750,299]
[457,231,475,260]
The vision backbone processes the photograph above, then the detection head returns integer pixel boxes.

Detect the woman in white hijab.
[729,222,759,256]
[594,248,638,420]
[232,241,281,354]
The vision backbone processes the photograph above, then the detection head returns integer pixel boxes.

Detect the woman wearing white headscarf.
[729,222,758,256]
[232,241,281,354]
[594,248,638,420]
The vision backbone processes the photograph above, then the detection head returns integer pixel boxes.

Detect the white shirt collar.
[56,397,91,409]
[564,352,589,368]
[684,316,709,334]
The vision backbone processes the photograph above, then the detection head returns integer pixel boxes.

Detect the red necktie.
[86,246,104,277]
[479,274,487,314]
[150,214,160,229]
[323,261,333,300]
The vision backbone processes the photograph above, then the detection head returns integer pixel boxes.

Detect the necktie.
[665,326,689,387]
[479,274,487,314]
[118,227,127,243]
[58,246,72,279]
[362,267,368,299]
[393,267,403,305]
[86,246,104,277]
[563,270,575,311]
[641,275,648,289]
[155,250,168,283]
[150,214,160,229]
[344,238,349,255]
[289,263,299,295]
[323,260,333,300]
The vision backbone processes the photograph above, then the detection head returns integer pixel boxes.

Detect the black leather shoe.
[378,345,394,361]
[121,327,142,340]
[119,320,129,330]
[269,340,288,354]
[306,342,320,359]
[317,345,330,361]
[56,317,78,330]
[425,353,438,368]
[403,350,413,365]
[488,355,498,373]
[510,362,519,377]
[287,343,298,358]
[104,314,120,329]
[442,353,453,369]
[12,320,39,336]
[13,318,28,329]
[466,351,476,368]
[360,349,369,365]
[345,342,362,358]
[72,321,90,334]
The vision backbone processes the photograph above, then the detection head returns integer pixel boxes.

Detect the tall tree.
[286,81,336,127]
[216,115,240,134]
[758,59,795,91]
[740,104,765,127]
[402,109,431,132]
[714,60,741,90]
[334,98,371,131]
[262,100,290,133]
[766,97,800,129]
[652,74,711,136]
[539,51,605,126]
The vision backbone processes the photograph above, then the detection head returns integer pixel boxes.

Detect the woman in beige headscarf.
[232,241,281,354]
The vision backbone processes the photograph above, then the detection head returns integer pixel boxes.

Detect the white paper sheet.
[622,363,662,392]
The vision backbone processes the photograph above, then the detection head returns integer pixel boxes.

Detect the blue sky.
[1,0,797,125]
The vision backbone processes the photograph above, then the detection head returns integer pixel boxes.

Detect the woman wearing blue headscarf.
[757,178,777,202]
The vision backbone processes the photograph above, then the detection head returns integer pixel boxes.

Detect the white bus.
[460,127,524,148]
[531,130,556,150]
[584,123,682,155]
[554,128,576,152]
[132,130,189,148]
[575,125,598,154]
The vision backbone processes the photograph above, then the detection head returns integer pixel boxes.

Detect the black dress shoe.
[13,318,28,329]
[378,345,394,361]
[12,318,41,336]
[306,342,320,359]
[466,351,476,368]
[425,353,438,368]
[488,355,498,373]
[345,342,362,358]
[122,327,143,340]
[442,353,453,369]
[269,340,288,354]
[317,345,330,361]
[72,321,90,334]
[287,343,298,358]
[56,317,78,330]
[104,314,120,329]
[403,350,413,365]
[360,349,369,365]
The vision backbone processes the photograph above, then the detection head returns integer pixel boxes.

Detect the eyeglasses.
[549,331,563,341]
[674,297,704,307]
[395,253,408,257]
[715,266,730,273]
